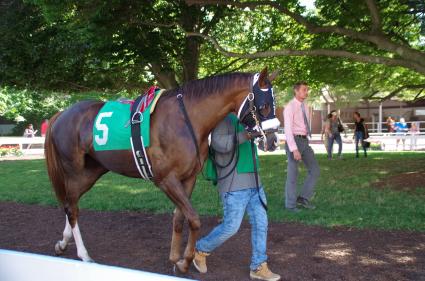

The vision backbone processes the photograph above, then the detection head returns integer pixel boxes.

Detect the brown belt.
[294,135,307,139]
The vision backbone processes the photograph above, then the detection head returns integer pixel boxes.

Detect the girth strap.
[130,95,153,180]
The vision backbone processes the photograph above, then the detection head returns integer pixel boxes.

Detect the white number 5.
[95,112,113,145]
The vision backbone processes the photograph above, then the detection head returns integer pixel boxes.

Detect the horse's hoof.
[81,255,95,263]
[54,241,66,255]
[175,259,188,273]
[169,254,180,264]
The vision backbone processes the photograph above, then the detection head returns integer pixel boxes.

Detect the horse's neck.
[187,86,249,141]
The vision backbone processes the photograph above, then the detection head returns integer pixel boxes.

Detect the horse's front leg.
[169,207,185,264]
[159,174,200,273]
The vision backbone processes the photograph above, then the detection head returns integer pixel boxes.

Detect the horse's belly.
[92,150,143,178]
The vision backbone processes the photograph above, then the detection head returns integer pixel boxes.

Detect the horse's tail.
[44,112,66,205]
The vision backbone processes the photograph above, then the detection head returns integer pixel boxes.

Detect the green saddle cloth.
[93,100,153,151]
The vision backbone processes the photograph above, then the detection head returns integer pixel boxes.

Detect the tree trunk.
[180,2,201,82]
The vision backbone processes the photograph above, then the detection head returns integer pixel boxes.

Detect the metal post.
[378,102,383,133]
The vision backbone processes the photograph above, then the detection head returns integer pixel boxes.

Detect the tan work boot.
[250,262,281,281]
[193,250,210,273]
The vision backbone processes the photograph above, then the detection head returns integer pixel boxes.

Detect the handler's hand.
[246,131,262,139]
[293,150,302,161]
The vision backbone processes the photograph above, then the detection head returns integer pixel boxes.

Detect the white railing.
[0,137,45,154]
[275,132,425,152]
[343,121,425,133]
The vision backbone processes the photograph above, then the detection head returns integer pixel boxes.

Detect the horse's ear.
[269,70,279,82]
[258,67,269,88]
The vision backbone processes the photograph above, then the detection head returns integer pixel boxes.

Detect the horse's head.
[238,67,280,152]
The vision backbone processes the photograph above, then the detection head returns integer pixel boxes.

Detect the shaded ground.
[1,202,424,281]
[372,170,425,192]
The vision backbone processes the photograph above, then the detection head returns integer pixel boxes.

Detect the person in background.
[325,110,343,159]
[386,116,395,134]
[194,114,281,281]
[353,112,368,158]
[409,121,420,151]
[23,124,36,138]
[395,117,408,151]
[321,113,332,155]
[283,81,320,213]
[41,119,49,137]
[23,124,37,149]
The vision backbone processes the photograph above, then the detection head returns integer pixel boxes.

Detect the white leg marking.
[59,215,72,249]
[72,222,93,262]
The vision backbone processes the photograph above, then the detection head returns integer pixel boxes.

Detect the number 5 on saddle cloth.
[93,86,164,180]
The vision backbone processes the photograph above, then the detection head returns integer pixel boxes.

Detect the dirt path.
[0,202,424,281]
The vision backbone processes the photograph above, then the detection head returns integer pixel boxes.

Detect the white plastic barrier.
[0,249,197,281]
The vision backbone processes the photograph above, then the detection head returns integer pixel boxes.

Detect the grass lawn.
[0,152,424,231]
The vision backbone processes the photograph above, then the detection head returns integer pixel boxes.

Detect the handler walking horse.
[45,68,279,273]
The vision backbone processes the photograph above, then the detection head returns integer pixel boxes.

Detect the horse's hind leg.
[55,215,72,255]
[55,165,106,262]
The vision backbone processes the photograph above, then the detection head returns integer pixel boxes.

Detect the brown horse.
[45,68,279,273]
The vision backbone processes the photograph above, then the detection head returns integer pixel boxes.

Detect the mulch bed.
[1,202,424,281]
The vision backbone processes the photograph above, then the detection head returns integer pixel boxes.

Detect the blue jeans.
[328,133,342,158]
[355,131,367,156]
[196,187,268,271]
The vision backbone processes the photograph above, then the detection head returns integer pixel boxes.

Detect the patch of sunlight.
[405,170,421,174]
[315,242,352,265]
[111,185,149,194]
[391,249,413,255]
[385,254,415,264]
[276,253,297,262]
[415,243,425,250]
[358,256,388,266]
[318,242,347,248]
[285,236,302,245]
[27,169,41,173]
[377,170,389,175]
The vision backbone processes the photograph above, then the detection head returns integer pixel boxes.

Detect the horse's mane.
[162,72,252,100]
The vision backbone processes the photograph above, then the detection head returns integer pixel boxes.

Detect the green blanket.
[93,101,152,151]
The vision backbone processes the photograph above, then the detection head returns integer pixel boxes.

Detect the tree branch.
[364,90,380,100]
[186,31,425,74]
[186,0,425,69]
[369,84,425,101]
[414,89,424,101]
[364,0,382,32]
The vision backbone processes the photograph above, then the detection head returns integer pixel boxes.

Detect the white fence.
[0,137,45,155]
[275,132,425,153]
[0,249,196,281]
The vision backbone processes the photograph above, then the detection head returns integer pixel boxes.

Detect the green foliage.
[0,0,424,106]
[0,153,424,231]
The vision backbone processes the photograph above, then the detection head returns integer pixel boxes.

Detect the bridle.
[237,74,271,151]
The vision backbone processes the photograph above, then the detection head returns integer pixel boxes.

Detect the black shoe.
[286,207,301,213]
[297,197,316,209]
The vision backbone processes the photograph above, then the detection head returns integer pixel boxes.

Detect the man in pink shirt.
[283,81,320,212]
